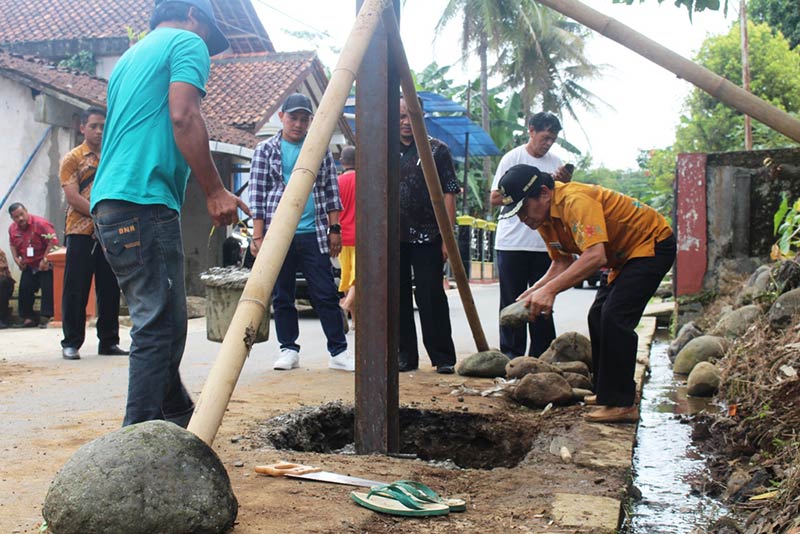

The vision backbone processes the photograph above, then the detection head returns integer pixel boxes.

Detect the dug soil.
[1,359,630,534]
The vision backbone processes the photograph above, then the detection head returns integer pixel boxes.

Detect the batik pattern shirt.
[537,181,673,283]
[399,137,460,243]
[249,131,342,254]
[60,142,98,236]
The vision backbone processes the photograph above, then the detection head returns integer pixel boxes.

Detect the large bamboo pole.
[535,0,800,144]
[382,9,490,353]
[188,0,391,446]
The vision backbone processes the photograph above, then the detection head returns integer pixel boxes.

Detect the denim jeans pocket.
[97,217,144,277]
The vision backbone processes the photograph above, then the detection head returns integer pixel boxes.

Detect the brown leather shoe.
[583,394,598,405]
[585,405,639,424]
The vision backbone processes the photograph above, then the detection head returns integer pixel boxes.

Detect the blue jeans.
[273,232,347,357]
[93,200,193,427]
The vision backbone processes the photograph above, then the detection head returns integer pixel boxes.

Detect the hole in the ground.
[254,401,536,469]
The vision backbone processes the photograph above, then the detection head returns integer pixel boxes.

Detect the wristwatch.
[327,224,341,235]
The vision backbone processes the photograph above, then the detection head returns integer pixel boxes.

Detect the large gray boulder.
[667,321,702,362]
[768,287,800,330]
[43,421,237,534]
[711,305,762,338]
[456,350,510,378]
[499,300,530,330]
[687,361,721,397]
[513,372,574,407]
[673,335,727,375]
[540,331,592,369]
[505,356,561,379]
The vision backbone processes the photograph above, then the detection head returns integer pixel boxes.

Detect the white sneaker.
[274,348,300,370]
[329,350,355,372]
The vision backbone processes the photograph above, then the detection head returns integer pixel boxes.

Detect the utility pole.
[740,0,752,150]
[461,82,471,214]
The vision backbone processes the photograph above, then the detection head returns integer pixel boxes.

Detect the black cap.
[497,164,546,220]
[281,93,313,114]
[156,0,230,56]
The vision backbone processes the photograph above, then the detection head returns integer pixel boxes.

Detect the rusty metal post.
[354,0,400,454]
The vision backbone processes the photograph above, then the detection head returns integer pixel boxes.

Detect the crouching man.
[497,164,675,423]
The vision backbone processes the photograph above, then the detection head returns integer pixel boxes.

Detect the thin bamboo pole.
[382,9,490,353]
[535,0,800,144]
[187,0,391,446]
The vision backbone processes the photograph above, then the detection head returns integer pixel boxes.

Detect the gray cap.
[154,0,229,56]
[281,93,313,114]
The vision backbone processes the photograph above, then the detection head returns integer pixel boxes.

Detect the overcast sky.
[251,0,736,170]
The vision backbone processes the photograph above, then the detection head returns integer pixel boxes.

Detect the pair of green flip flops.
[350,480,467,517]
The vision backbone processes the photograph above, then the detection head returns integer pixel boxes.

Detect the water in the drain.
[627,334,731,532]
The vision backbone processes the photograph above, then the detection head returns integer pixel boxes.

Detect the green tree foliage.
[675,21,800,153]
[749,0,800,49]
[58,50,96,75]
[613,0,728,19]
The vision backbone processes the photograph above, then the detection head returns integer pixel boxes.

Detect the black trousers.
[0,276,14,323]
[399,239,456,367]
[588,235,676,407]
[61,234,121,350]
[496,250,556,358]
[19,268,53,320]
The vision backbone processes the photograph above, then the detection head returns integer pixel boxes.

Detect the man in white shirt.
[490,112,573,358]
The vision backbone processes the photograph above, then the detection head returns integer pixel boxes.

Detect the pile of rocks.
[456,331,594,408]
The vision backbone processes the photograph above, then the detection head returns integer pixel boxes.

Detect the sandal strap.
[367,485,426,510]
[391,480,443,504]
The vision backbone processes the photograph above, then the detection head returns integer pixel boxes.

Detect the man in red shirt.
[337,146,356,329]
[7,203,58,327]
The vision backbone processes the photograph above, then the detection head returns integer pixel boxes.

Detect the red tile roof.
[0,50,258,148]
[0,0,150,43]
[0,0,273,55]
[204,51,318,131]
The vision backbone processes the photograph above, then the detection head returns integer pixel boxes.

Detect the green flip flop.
[390,480,468,513]
[350,485,450,517]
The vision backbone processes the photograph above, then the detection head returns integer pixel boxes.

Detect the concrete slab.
[551,493,621,533]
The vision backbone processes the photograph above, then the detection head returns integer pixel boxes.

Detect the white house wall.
[0,76,73,280]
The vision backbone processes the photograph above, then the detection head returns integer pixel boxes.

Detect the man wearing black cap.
[497,164,675,423]
[249,93,354,373]
[91,0,247,427]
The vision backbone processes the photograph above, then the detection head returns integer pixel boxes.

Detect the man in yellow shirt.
[497,164,675,423]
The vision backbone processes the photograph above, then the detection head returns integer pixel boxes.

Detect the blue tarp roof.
[343,92,500,160]
[417,91,467,114]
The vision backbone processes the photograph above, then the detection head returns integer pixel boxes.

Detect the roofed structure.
[0,0,273,59]
[205,51,322,132]
[0,50,259,148]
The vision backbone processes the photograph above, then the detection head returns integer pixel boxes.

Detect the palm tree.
[495,9,605,125]
[435,0,603,215]
[436,0,521,215]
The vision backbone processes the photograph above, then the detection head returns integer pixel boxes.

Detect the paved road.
[0,283,596,427]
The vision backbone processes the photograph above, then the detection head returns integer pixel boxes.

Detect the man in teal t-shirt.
[91,0,248,428]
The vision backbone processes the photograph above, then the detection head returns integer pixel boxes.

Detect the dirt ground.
[0,356,632,534]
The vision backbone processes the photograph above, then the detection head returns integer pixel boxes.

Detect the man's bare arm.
[169,82,249,226]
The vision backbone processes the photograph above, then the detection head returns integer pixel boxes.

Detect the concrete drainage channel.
[625,336,736,532]
[254,401,536,469]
